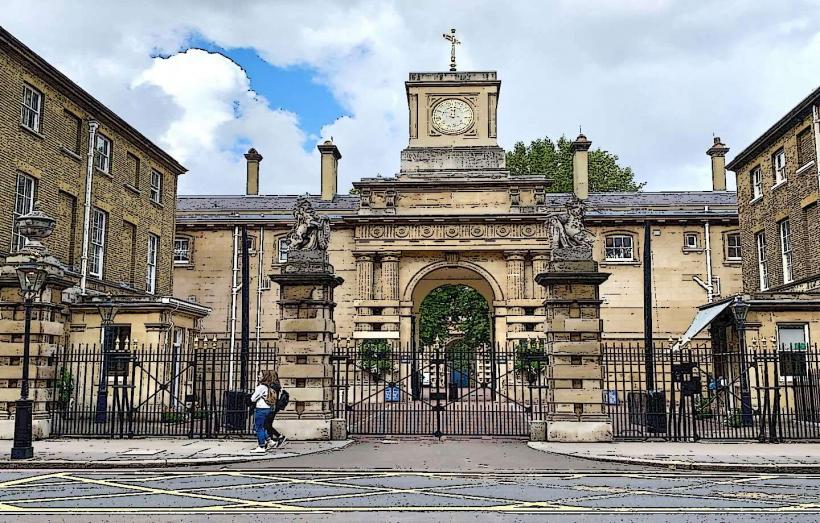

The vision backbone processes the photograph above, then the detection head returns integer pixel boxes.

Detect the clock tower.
[400,71,505,175]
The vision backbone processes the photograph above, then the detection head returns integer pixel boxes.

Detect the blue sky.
[184,35,347,152]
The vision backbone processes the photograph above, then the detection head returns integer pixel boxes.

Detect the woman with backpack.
[263,370,288,449]
[250,370,276,453]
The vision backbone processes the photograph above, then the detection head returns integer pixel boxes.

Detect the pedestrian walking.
[250,370,275,453]
[263,370,289,449]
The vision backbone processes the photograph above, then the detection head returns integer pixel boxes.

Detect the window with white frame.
[777,324,808,377]
[605,234,634,261]
[146,233,158,294]
[20,83,42,132]
[149,170,162,203]
[683,232,699,250]
[751,166,762,200]
[773,148,787,185]
[94,134,111,173]
[89,208,107,278]
[725,232,742,261]
[12,173,36,252]
[277,237,289,263]
[756,231,768,290]
[780,219,793,284]
[173,237,191,264]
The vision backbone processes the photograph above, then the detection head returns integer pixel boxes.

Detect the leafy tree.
[506,136,645,192]
[419,285,491,351]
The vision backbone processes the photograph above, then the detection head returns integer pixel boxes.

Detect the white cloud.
[2,0,819,194]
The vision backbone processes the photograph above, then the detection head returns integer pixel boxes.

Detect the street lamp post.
[10,204,55,460]
[94,298,119,424]
[730,296,754,427]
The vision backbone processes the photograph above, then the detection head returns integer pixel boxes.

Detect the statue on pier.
[546,197,595,259]
[288,196,330,251]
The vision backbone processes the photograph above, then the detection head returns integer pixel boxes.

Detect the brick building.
[0,28,208,437]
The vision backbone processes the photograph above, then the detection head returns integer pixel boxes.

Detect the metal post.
[240,225,250,391]
[738,320,754,426]
[643,221,654,390]
[11,299,34,459]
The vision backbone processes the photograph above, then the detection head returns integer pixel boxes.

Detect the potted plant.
[359,339,393,380]
[514,339,546,384]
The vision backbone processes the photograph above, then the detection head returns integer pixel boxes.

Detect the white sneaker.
[250,446,267,454]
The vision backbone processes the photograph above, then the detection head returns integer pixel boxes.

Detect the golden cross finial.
[442,28,461,72]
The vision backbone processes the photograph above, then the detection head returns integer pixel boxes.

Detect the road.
[2,439,820,522]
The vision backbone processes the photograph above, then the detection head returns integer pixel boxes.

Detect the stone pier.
[536,257,612,442]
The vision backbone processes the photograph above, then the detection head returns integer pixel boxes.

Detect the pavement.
[529,441,820,472]
[0,438,352,468]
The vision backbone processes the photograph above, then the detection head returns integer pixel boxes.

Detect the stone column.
[531,252,550,300]
[354,253,374,300]
[505,251,526,332]
[535,257,613,442]
[380,252,400,301]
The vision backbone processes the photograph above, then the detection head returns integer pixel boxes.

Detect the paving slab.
[529,441,820,472]
[0,438,352,468]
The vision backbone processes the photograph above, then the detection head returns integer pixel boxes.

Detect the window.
[780,219,793,284]
[146,233,158,294]
[605,234,634,261]
[683,232,699,250]
[102,325,132,377]
[797,128,816,167]
[20,83,42,132]
[725,232,742,261]
[241,234,257,255]
[149,170,162,203]
[12,173,36,252]
[772,148,786,185]
[94,134,111,173]
[751,166,762,200]
[777,325,808,378]
[89,208,107,278]
[63,111,82,154]
[127,153,141,188]
[756,231,768,291]
[173,237,191,264]
[277,237,289,263]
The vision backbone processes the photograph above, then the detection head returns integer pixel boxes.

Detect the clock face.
[431,98,474,134]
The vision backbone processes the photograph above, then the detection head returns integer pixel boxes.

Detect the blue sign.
[384,386,400,402]
[603,390,618,405]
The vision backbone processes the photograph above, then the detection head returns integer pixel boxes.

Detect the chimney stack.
[318,139,342,201]
[706,137,729,191]
[244,148,263,195]
[571,133,592,200]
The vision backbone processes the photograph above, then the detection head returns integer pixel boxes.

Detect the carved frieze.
[356,222,547,241]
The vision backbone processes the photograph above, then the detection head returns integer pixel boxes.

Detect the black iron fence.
[331,339,549,437]
[51,340,278,438]
[603,342,820,441]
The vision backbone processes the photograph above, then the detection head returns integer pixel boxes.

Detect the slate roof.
[176,194,361,213]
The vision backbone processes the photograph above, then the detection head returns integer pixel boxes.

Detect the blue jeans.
[254,408,271,447]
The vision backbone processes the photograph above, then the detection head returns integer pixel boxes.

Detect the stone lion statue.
[288,196,330,251]
[546,197,595,250]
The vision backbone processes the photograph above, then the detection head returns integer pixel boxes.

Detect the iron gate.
[51,341,278,438]
[331,340,549,437]
[603,342,820,441]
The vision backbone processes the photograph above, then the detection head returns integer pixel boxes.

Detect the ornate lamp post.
[730,296,753,426]
[10,206,55,460]
[94,297,118,424]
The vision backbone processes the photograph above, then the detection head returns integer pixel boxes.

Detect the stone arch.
[402,260,505,307]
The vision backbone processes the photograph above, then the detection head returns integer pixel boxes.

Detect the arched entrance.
[333,262,545,438]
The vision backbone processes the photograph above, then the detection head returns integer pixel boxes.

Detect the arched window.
[604,234,634,261]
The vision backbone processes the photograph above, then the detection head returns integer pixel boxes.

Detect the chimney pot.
[318,140,342,201]
[706,137,729,191]
[571,133,592,200]
[244,148,263,195]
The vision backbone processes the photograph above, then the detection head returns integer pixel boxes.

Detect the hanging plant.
[359,339,393,379]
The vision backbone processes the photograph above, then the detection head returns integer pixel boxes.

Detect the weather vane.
[442,28,460,72]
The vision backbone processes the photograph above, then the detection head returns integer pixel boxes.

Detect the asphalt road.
[1,440,819,522]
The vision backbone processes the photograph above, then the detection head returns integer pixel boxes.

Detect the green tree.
[506,136,645,192]
[419,285,491,351]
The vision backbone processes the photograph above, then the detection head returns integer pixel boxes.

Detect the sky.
[2,1,819,195]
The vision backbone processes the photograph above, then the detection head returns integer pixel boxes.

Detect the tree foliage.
[419,285,491,351]
[506,136,645,192]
